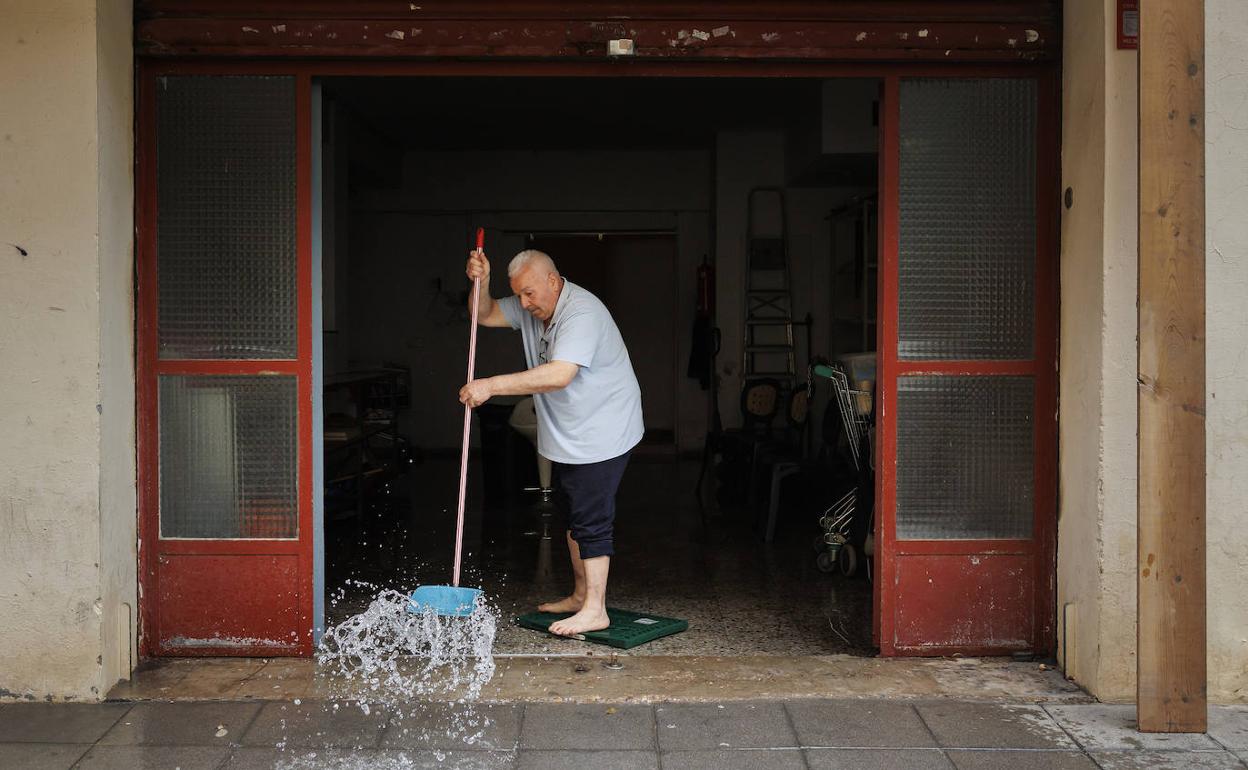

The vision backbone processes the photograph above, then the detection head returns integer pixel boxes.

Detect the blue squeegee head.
[407,585,483,617]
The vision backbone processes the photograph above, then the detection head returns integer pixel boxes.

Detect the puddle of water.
[276,749,507,769]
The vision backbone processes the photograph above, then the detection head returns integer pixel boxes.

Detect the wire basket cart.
[811,362,875,578]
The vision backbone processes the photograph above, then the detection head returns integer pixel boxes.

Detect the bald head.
[508,249,564,323]
[508,249,558,279]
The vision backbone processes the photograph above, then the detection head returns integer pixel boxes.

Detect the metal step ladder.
[743,187,797,381]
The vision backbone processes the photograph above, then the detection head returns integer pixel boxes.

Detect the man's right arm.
[466,249,511,328]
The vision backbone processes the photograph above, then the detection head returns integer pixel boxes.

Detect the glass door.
[876,75,1058,655]
[138,72,315,656]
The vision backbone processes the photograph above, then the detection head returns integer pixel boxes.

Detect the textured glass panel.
[159,376,298,539]
[896,376,1034,540]
[157,76,297,359]
[899,79,1036,360]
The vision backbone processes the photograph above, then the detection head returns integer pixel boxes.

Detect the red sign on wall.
[1118,0,1139,49]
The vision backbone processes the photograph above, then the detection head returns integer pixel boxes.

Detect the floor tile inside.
[326,455,875,657]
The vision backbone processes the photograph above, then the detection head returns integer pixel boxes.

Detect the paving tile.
[0,742,91,770]
[520,703,654,750]
[1089,749,1248,769]
[1045,704,1222,751]
[380,703,521,750]
[947,748,1099,769]
[917,702,1076,749]
[170,659,268,699]
[75,744,232,769]
[787,699,936,748]
[232,660,314,701]
[662,748,807,769]
[516,749,658,770]
[98,700,261,745]
[241,700,390,749]
[805,747,955,769]
[228,747,516,768]
[1209,706,1248,749]
[105,662,191,700]
[0,702,131,743]
[655,701,796,750]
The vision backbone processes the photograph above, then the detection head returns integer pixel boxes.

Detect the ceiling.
[322,76,823,151]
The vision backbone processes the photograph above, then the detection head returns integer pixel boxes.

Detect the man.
[461,247,644,636]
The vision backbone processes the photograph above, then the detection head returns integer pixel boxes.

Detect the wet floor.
[326,456,874,656]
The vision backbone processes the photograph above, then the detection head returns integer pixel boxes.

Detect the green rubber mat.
[516,607,689,649]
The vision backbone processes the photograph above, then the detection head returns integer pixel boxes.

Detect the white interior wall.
[344,148,711,451]
[714,129,873,431]
[0,0,135,701]
[322,101,353,376]
[342,125,869,450]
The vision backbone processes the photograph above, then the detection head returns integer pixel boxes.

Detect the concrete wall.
[95,0,137,700]
[1206,0,1248,704]
[1058,0,1248,704]
[0,0,135,700]
[1056,0,1140,702]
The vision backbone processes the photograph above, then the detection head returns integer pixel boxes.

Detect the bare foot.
[548,607,610,637]
[538,595,584,614]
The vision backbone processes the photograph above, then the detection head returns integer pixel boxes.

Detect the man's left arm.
[459,361,578,407]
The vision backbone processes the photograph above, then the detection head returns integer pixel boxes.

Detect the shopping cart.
[811,363,874,577]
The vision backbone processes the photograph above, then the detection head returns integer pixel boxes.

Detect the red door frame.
[135,57,1059,658]
[136,65,316,656]
[875,72,1060,656]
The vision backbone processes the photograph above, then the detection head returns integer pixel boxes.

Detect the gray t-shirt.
[498,279,644,464]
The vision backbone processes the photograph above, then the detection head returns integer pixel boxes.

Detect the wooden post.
[1137,0,1206,733]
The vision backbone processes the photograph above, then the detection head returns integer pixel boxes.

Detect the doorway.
[311,75,881,654]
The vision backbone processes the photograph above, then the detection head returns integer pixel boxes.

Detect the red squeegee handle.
[453,228,485,588]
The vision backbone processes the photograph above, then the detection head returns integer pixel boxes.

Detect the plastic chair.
[508,397,553,500]
[706,378,782,510]
[758,384,811,541]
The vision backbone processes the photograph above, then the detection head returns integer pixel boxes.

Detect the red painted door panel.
[157,555,304,655]
[876,74,1058,656]
[137,69,315,656]
[893,554,1035,652]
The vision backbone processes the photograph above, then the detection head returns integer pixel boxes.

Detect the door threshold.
[108,655,1091,705]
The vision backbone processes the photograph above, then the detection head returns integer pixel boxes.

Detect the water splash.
[317,586,497,702]
[265,582,501,766]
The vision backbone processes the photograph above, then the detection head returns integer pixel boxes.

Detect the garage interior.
[317,76,881,655]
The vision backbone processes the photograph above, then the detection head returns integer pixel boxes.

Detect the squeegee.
[408,228,487,617]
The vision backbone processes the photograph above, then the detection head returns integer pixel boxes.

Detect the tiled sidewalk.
[0,699,1244,769]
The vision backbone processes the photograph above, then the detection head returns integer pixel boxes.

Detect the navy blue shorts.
[552,451,630,560]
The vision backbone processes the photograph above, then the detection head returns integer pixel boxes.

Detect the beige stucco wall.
[1056,0,1139,703]
[95,0,138,697]
[0,0,134,700]
[1058,0,1248,704]
[1206,0,1248,704]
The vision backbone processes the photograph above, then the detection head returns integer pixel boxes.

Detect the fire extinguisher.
[696,256,715,318]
